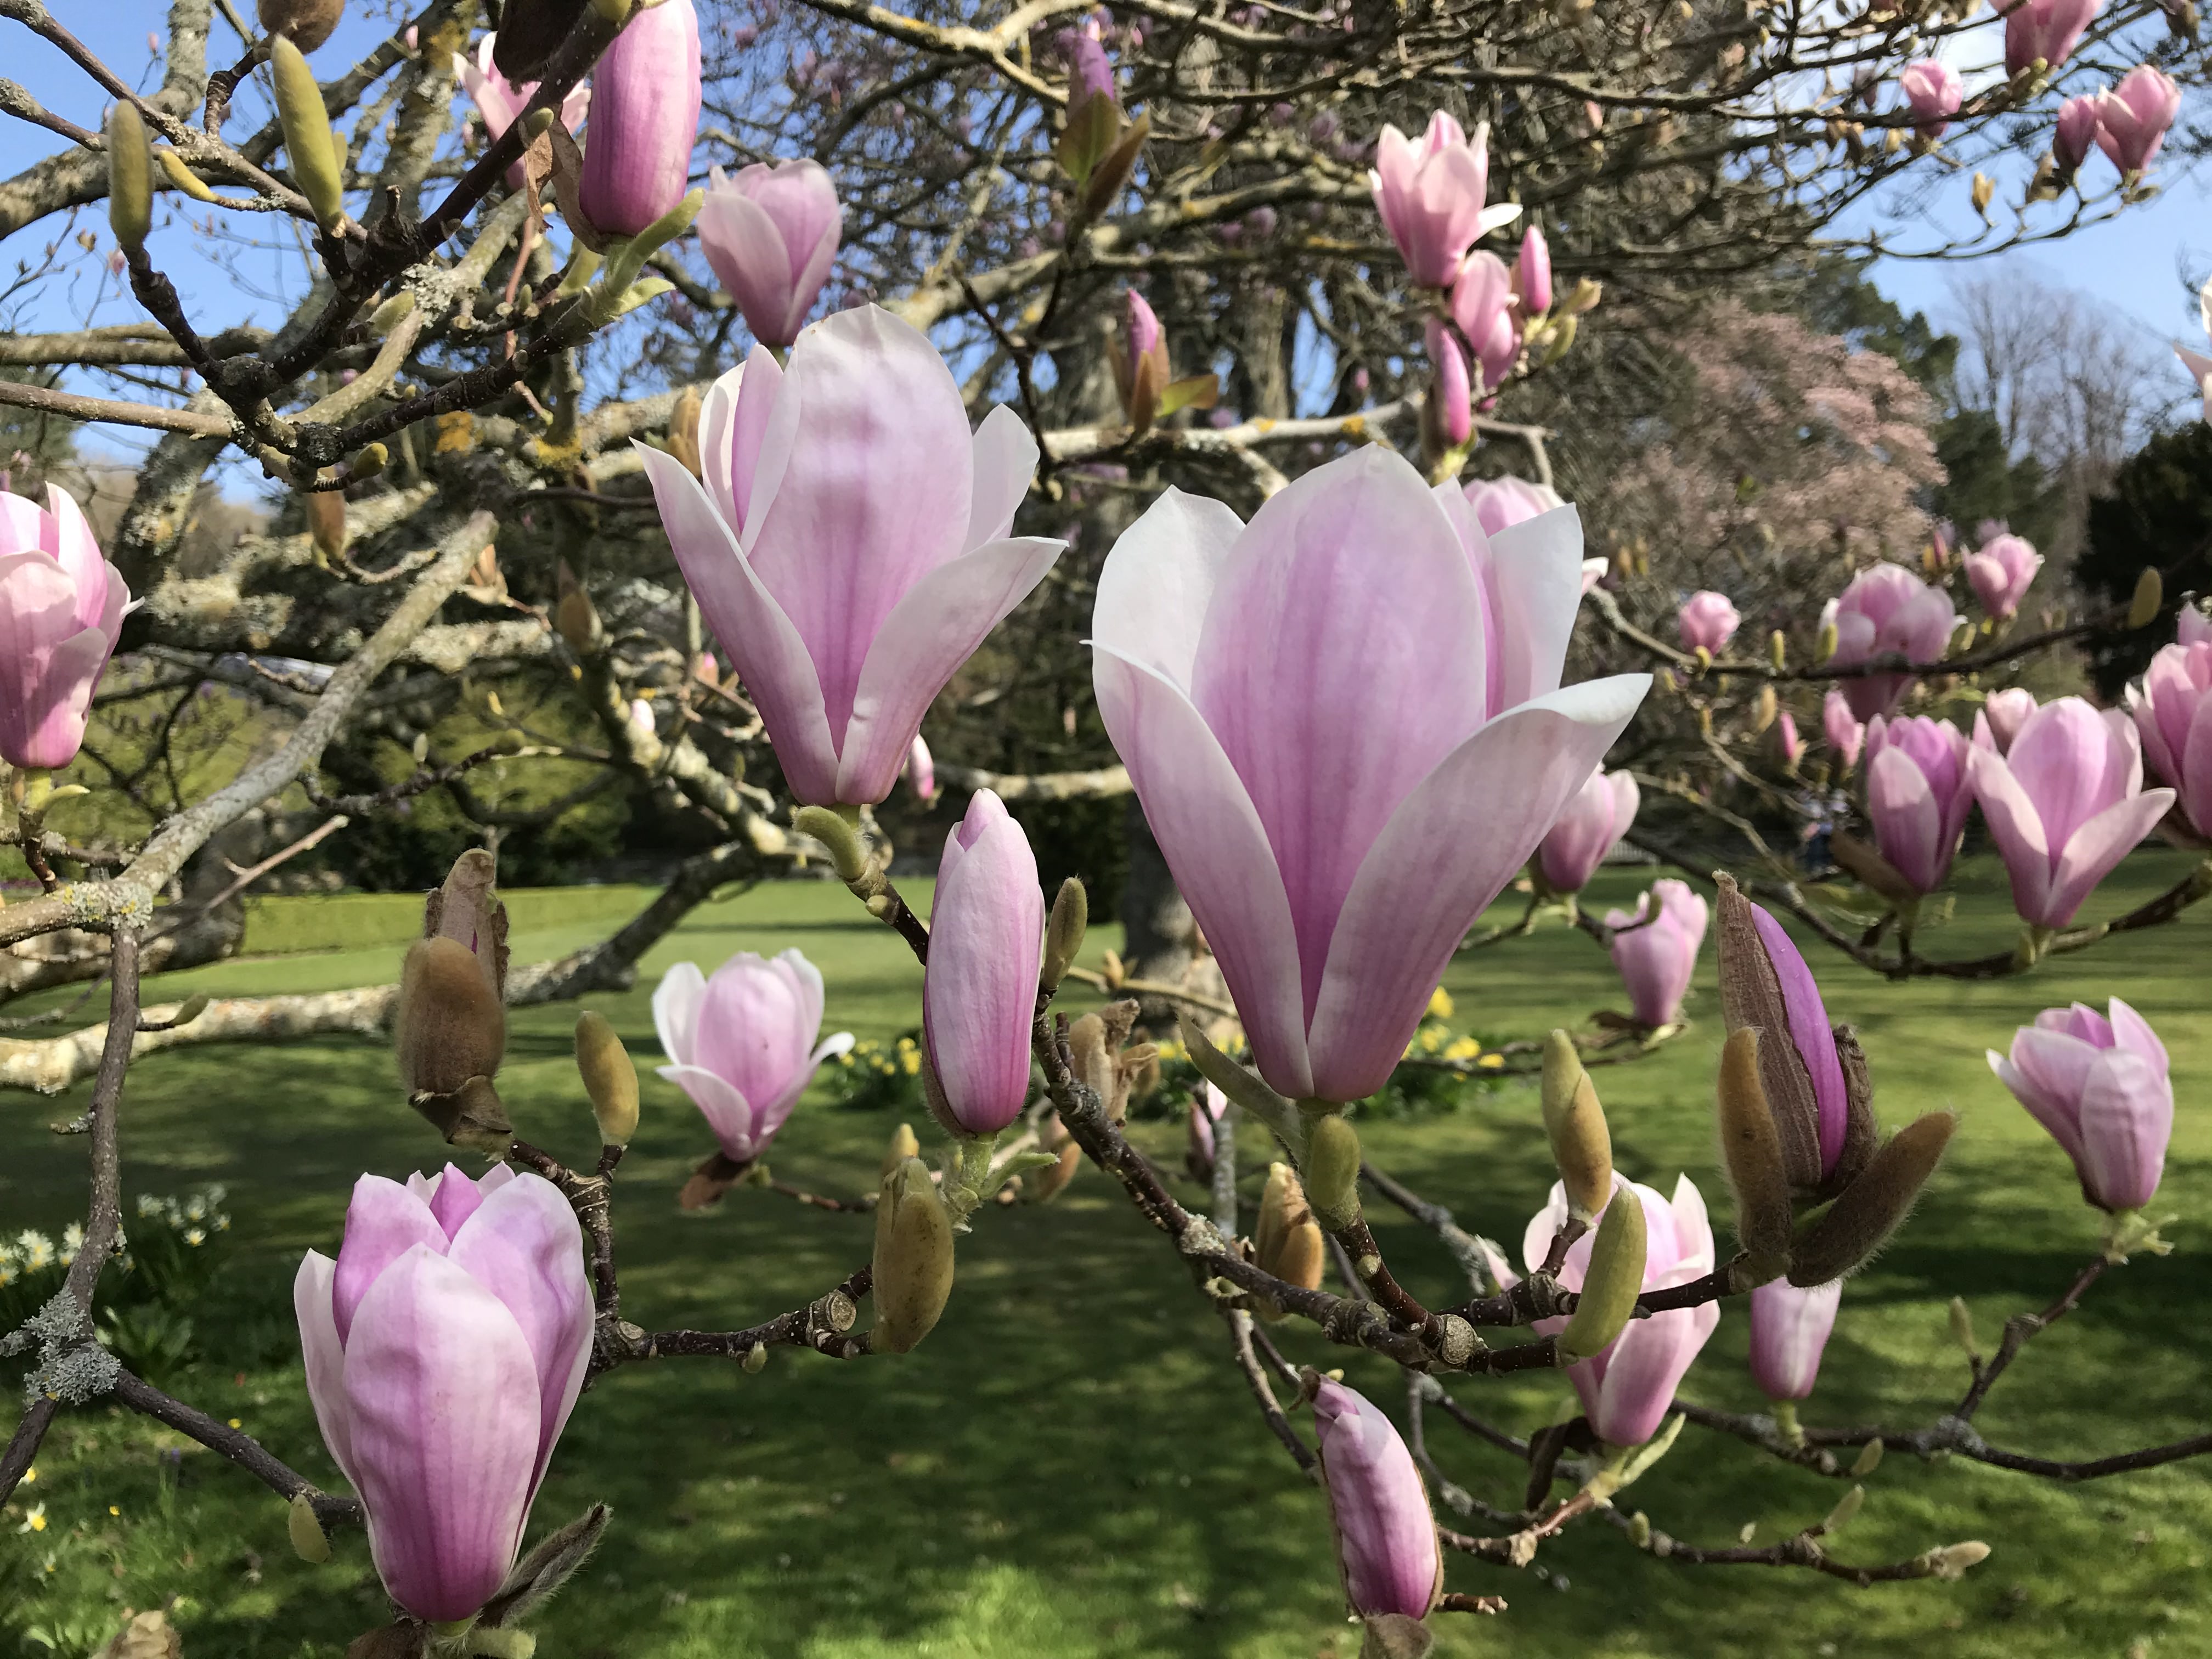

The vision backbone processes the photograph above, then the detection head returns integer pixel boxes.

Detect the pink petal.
[332,1176,448,1344]
[427,1162,487,1240]
[293,1251,357,1487]
[1589,1302,1719,1447]
[2076,1048,2172,1210]
[1867,745,1945,891]
[651,960,708,1070]
[1474,501,1591,711]
[1090,486,1245,691]
[967,405,1040,549]
[2044,787,2175,927]
[1990,1032,2094,1164]
[1968,746,2056,925]
[657,1062,763,1160]
[2107,996,2169,1076]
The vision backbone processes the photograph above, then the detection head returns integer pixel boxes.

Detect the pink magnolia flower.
[2130,631,2212,840]
[453,33,590,188]
[1521,1174,1720,1447]
[2096,65,2181,174]
[1900,60,1963,137]
[577,0,701,236]
[637,306,1063,805]
[1463,473,1562,539]
[1980,687,2039,754]
[1965,533,2042,620]
[1517,224,1552,314]
[1606,878,1708,1028]
[1772,708,1804,770]
[1748,1278,1843,1402]
[1677,590,1741,655]
[1822,689,1865,774]
[1449,250,1520,391]
[1311,1379,1441,1617]
[295,1166,591,1623]
[1424,316,1472,448]
[653,949,853,1161]
[1538,766,1639,894]
[1864,714,1974,893]
[1966,696,2174,929]
[697,159,842,349]
[924,789,1044,1134]
[1729,897,1853,1182]
[1368,111,1517,287]
[905,732,939,804]
[1820,562,1961,723]
[0,486,129,770]
[2055,93,2102,171]
[1091,450,1645,1102]
[1989,998,2171,1210]
[2000,0,2098,75]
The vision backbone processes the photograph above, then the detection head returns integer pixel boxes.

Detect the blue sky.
[4,3,2207,477]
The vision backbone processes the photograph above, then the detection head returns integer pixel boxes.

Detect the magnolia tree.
[2,0,2211,1651]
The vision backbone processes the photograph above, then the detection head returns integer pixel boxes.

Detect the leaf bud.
[882,1121,921,1178]
[155,146,219,203]
[1928,1540,1991,1579]
[1820,1483,1865,1536]
[1768,629,1786,670]
[1715,1027,1793,1278]
[1555,1187,1646,1364]
[574,1011,639,1145]
[1040,876,1088,993]
[1301,1108,1362,1232]
[1947,1295,1978,1357]
[105,101,154,256]
[871,1156,955,1354]
[1540,1030,1612,1222]
[1849,1438,1884,1477]
[287,1491,331,1563]
[2129,565,2163,629]
[268,33,347,230]
[1787,1111,1956,1285]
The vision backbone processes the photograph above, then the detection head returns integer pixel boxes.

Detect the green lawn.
[3,854,2209,1658]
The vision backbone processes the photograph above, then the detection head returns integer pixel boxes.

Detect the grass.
[3,853,2210,1658]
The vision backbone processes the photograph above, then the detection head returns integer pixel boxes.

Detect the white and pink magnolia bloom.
[2000,0,2098,75]
[1965,533,2042,620]
[1822,689,1865,774]
[1463,473,1563,539]
[1537,766,1639,894]
[1899,59,1963,137]
[1677,590,1741,655]
[1424,315,1472,448]
[639,306,1063,805]
[2095,65,2182,174]
[2055,93,2102,171]
[1091,449,1645,1102]
[2130,626,2212,840]
[1449,249,1520,391]
[1521,1174,1720,1447]
[577,0,701,236]
[923,789,1044,1135]
[0,486,129,770]
[1864,714,1976,894]
[697,159,842,349]
[1821,562,1961,723]
[1605,878,1708,1028]
[1980,686,2039,754]
[1311,1379,1441,1618]
[295,1166,591,1623]
[653,949,854,1161]
[1748,1279,1843,1403]
[1989,998,2172,1211]
[453,33,590,188]
[1967,696,2174,929]
[1368,111,1519,287]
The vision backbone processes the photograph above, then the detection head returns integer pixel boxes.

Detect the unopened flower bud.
[1555,1186,1646,1364]
[1769,630,1786,670]
[667,384,704,480]
[1816,618,1839,661]
[105,101,154,256]
[303,487,346,562]
[1970,172,1994,216]
[1787,1111,1956,1284]
[1540,1031,1611,1222]
[258,0,345,50]
[1946,1295,1977,1356]
[1302,1109,1362,1231]
[1628,1511,1652,1548]
[156,147,219,203]
[366,291,415,336]
[1752,684,1778,733]
[2129,565,2163,629]
[1041,876,1087,992]
[793,804,870,883]
[287,1492,331,1563]
[574,1010,639,1145]
[1715,1028,1792,1278]
[394,849,509,1097]
[553,559,601,654]
[268,33,347,230]
[349,441,388,481]
[1255,1162,1326,1311]
[882,1121,921,1178]
[1928,1540,1990,1579]
[1849,1437,1884,1476]
[1821,1484,1865,1536]
[170,992,210,1028]
[742,1341,767,1373]
[871,1155,955,1354]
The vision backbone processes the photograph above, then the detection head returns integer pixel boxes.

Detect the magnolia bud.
[350,442,388,481]
[1946,1295,1978,1356]
[1556,1188,1646,1365]
[1821,1484,1865,1536]
[1970,172,1994,215]
[1768,630,1786,670]
[1627,1511,1652,1548]
[2129,566,2163,629]
[1928,1541,1991,1579]
[170,993,210,1028]
[258,0,346,50]
[1752,685,1778,733]
[1716,1028,1792,1277]
[1041,876,1088,992]
[156,146,219,203]
[396,937,505,1097]
[742,1341,768,1373]
[287,1492,331,1563]
[667,385,704,480]
[1302,1109,1362,1231]
[366,291,415,336]
[303,487,346,562]
[574,1011,639,1145]
[1849,1438,1884,1477]
[1540,1031,1611,1221]
[882,1121,921,1178]
[1254,1163,1326,1311]
[1816,619,1839,661]
[871,1155,955,1354]
[268,34,346,229]
[1787,1112,1956,1284]
[793,805,869,883]
[1026,1137,1083,1203]
[105,101,154,256]
[554,560,601,654]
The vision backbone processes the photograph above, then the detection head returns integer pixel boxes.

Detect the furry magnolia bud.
[105,101,154,256]
[667,385,704,479]
[554,560,602,654]
[303,487,347,562]
[258,0,346,50]
[268,33,346,229]
[1041,876,1088,992]
[574,1010,639,1145]
[1715,1028,1792,1279]
[1302,1109,1362,1232]
[394,849,509,1098]
[871,1155,955,1354]
[1787,1111,1956,1285]
[1541,1031,1612,1221]
[1555,1187,1646,1364]
[1254,1162,1325,1318]
[881,1121,921,1178]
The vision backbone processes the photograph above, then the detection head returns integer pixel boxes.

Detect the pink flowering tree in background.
[0,0,2209,1651]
